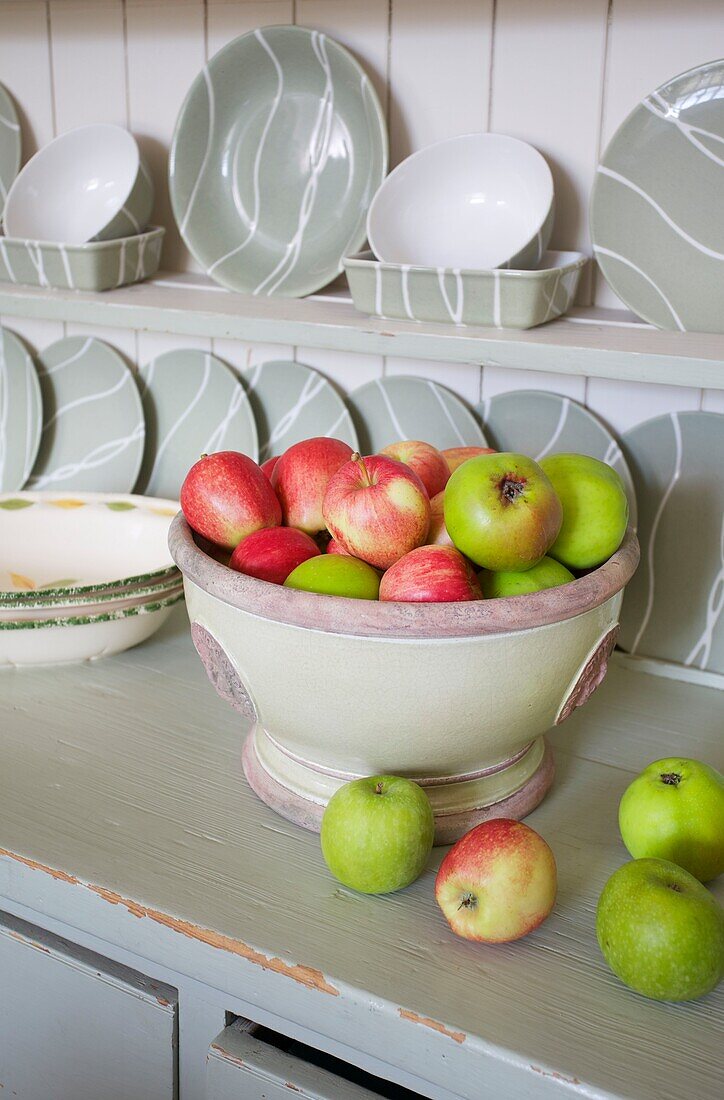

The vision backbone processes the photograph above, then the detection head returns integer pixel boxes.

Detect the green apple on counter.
[479,555,574,598]
[321,776,434,894]
[283,554,380,600]
[596,858,724,1001]
[619,758,724,883]
[540,453,628,570]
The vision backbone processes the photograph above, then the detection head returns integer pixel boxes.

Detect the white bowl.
[3,124,153,243]
[367,133,555,271]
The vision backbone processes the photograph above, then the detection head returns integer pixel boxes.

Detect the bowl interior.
[4,124,140,243]
[0,493,179,596]
[368,133,553,270]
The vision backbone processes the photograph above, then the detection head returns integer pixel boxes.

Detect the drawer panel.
[0,910,177,1100]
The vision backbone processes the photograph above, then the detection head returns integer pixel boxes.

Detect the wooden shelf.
[0,609,722,1099]
[0,272,723,388]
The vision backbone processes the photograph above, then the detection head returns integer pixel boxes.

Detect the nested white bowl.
[367,132,555,271]
[170,516,639,843]
[0,493,183,665]
[3,124,153,243]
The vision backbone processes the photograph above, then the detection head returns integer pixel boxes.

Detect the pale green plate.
[0,327,42,492]
[591,60,724,333]
[347,376,487,454]
[137,349,258,499]
[28,337,145,493]
[169,25,388,297]
[0,83,21,222]
[478,389,637,526]
[618,411,724,675]
[241,359,357,461]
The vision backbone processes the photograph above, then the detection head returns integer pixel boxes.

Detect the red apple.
[272,437,353,534]
[323,454,430,570]
[435,819,557,943]
[260,455,279,482]
[380,545,482,603]
[380,440,450,498]
[230,526,320,585]
[427,490,453,547]
[180,451,281,550]
[442,446,496,474]
[326,537,351,556]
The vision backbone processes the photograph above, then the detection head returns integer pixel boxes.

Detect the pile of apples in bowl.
[170,435,639,845]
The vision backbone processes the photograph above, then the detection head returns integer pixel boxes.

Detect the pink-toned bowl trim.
[169,515,639,640]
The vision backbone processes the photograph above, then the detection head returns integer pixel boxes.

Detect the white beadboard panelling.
[480,365,587,404]
[210,338,295,372]
[490,0,609,303]
[386,357,482,409]
[299,346,384,395]
[49,0,127,133]
[0,316,65,352]
[297,0,389,111]
[0,1,55,159]
[389,0,493,166]
[586,377,701,436]
[594,0,724,309]
[125,0,206,273]
[701,390,724,415]
[206,0,293,58]
[137,330,211,366]
[65,321,138,366]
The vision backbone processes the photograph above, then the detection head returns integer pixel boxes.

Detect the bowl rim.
[0,587,184,631]
[0,490,180,601]
[170,515,640,640]
[3,123,142,243]
[366,131,555,270]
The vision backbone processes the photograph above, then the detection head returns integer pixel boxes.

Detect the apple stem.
[660,772,682,786]
[352,453,372,487]
[374,781,385,796]
[458,892,477,911]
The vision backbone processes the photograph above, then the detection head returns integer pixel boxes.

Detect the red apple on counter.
[230,526,320,585]
[427,490,453,547]
[323,454,430,570]
[271,437,353,534]
[260,455,279,482]
[380,545,482,603]
[436,819,557,942]
[444,452,562,571]
[380,440,450,498]
[181,451,281,550]
[326,537,351,556]
[442,446,496,474]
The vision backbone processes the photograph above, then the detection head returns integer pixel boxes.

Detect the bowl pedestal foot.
[242,728,555,845]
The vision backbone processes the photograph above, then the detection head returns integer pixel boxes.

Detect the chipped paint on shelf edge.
[398,1008,466,1044]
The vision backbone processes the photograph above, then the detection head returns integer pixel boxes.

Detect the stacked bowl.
[0,492,183,666]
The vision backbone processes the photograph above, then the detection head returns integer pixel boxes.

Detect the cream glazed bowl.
[170,517,639,843]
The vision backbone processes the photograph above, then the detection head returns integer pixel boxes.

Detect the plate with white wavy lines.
[0,329,42,492]
[477,389,637,527]
[28,337,145,494]
[241,359,357,462]
[136,349,258,499]
[347,376,487,454]
[591,59,724,332]
[169,25,387,298]
[0,82,20,220]
[617,411,724,675]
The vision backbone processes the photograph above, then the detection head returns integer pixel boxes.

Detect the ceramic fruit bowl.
[367,132,554,272]
[3,124,153,243]
[170,516,639,843]
[0,492,183,665]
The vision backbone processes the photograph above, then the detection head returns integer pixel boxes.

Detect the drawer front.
[0,910,177,1100]
[207,1023,385,1100]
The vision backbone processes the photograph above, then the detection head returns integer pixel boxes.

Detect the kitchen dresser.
[0,1,723,1098]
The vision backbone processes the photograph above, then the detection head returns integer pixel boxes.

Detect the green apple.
[479,555,574,598]
[540,453,628,570]
[619,758,724,882]
[596,858,724,1001]
[284,554,380,600]
[320,775,434,894]
[443,452,562,571]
